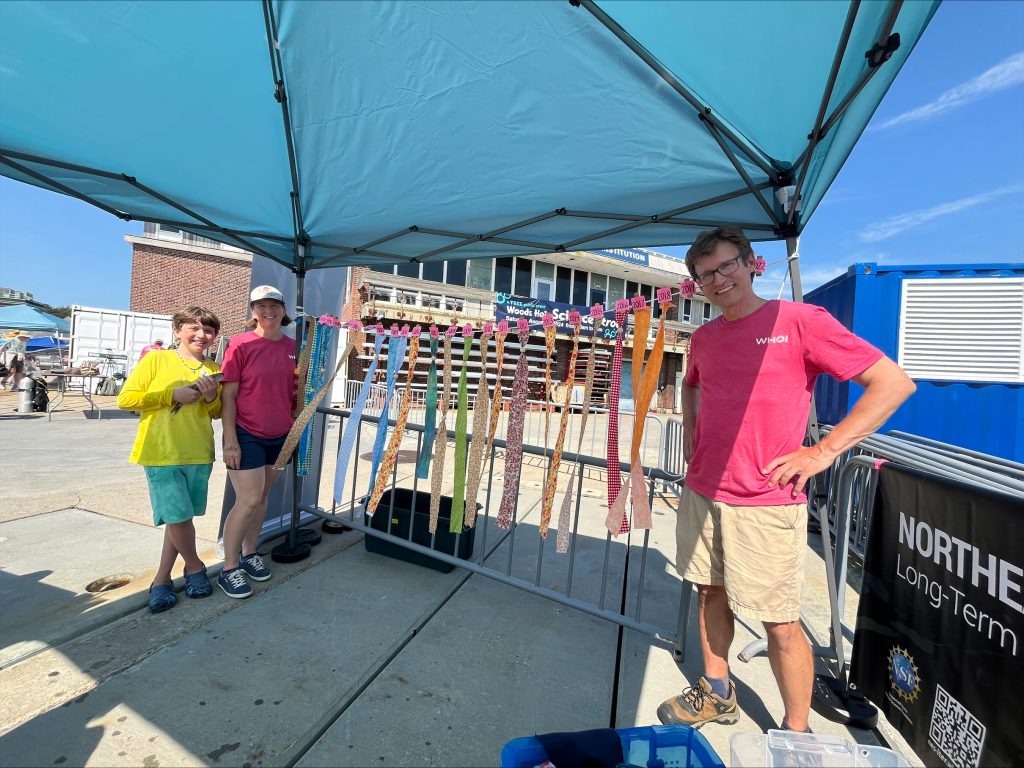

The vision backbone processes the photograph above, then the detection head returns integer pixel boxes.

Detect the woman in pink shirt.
[217,285,297,599]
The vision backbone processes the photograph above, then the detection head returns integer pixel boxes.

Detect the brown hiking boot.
[656,676,739,728]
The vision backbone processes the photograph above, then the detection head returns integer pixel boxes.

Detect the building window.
[494,258,514,293]
[515,257,532,296]
[446,259,468,287]
[702,302,713,323]
[421,261,444,283]
[626,281,639,299]
[534,262,555,302]
[556,266,571,304]
[682,299,692,323]
[590,274,607,307]
[468,258,493,290]
[572,270,588,306]
[607,276,625,305]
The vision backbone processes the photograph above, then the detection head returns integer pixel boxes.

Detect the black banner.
[851,464,1024,767]
[494,293,619,340]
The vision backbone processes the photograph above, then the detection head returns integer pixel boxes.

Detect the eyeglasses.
[694,254,744,287]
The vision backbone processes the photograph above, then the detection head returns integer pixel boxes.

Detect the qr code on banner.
[928,684,986,768]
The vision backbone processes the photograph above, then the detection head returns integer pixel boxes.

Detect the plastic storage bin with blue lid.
[500,725,725,768]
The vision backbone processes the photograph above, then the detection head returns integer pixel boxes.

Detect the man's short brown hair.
[685,227,755,281]
[173,306,221,335]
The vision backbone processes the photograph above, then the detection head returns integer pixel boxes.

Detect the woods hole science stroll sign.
[851,464,1024,768]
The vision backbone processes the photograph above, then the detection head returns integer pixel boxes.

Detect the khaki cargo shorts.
[675,486,807,623]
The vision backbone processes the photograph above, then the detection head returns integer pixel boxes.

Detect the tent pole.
[788,235,821,444]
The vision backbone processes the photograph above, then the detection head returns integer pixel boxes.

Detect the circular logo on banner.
[888,646,921,702]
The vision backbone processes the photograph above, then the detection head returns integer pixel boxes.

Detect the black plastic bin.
[363,488,477,573]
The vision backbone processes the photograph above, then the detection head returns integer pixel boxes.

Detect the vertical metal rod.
[409,431,422,543]
[634,486,655,620]
[599,532,613,609]
[565,466,586,598]
[350,420,361,521]
[480,447,496,563]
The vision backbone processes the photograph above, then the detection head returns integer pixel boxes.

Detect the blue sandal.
[148,582,177,614]
[183,566,212,598]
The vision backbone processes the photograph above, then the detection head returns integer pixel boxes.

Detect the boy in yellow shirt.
[117,307,223,613]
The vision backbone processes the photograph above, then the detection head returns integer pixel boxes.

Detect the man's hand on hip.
[763,444,834,498]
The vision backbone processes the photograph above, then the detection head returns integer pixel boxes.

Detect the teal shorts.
[143,464,213,526]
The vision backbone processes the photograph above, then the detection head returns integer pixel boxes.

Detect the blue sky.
[1,0,1022,309]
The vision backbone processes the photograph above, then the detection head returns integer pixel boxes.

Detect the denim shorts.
[235,424,288,470]
[144,464,212,526]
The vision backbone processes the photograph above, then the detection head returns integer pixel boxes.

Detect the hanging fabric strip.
[429,333,455,534]
[542,317,557,456]
[297,320,333,476]
[277,320,363,471]
[484,323,508,462]
[333,333,384,504]
[627,305,666,530]
[496,325,531,529]
[292,317,316,418]
[463,327,493,529]
[367,332,420,516]
[449,330,474,532]
[555,308,604,553]
[540,314,579,537]
[604,303,629,507]
[368,332,408,494]
[415,333,440,479]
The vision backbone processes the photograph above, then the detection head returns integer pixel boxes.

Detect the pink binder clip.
[445,326,457,338]
[461,323,473,337]
[411,325,422,338]
[389,324,399,337]
[516,318,530,334]
[542,313,555,329]
[374,323,385,335]
[567,310,581,328]
[400,324,411,337]
[429,324,440,339]
[483,322,494,335]
[679,280,697,298]
[590,304,605,318]
[346,320,362,332]
[754,257,767,276]
[497,321,510,335]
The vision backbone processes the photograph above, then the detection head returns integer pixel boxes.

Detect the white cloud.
[859,186,1023,242]
[874,51,1024,129]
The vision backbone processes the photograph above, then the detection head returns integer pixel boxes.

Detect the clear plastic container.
[730,730,911,767]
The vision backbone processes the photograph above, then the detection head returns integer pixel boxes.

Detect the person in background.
[657,227,915,733]
[217,285,297,599]
[139,339,165,361]
[116,307,222,614]
[1,331,32,391]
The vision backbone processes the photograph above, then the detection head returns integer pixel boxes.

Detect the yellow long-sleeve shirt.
[116,350,222,466]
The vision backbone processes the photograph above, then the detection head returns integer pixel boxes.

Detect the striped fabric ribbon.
[292,316,316,419]
[463,329,492,529]
[484,326,508,462]
[367,335,420,516]
[297,320,333,476]
[333,334,385,504]
[496,328,531,529]
[276,323,363,472]
[450,334,473,532]
[415,336,440,479]
[604,305,629,510]
[540,319,579,537]
[368,333,408,494]
[555,318,602,553]
[543,322,556,453]
[429,335,455,534]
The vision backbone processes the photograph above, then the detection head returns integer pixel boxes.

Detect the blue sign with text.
[495,294,618,339]
[592,248,650,267]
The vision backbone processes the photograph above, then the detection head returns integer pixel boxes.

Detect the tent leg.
[271,254,315,563]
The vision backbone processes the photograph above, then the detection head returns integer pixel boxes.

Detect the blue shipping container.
[805,263,1024,462]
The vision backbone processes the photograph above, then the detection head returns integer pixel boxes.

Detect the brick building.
[126,223,253,334]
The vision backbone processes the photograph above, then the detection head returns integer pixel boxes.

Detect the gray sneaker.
[240,552,271,582]
[217,567,252,599]
[657,676,739,728]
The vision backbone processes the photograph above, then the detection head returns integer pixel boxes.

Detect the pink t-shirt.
[221,331,298,439]
[684,300,883,505]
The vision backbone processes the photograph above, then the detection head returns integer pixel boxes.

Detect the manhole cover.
[86,575,133,593]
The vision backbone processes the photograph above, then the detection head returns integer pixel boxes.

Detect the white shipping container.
[70,305,173,389]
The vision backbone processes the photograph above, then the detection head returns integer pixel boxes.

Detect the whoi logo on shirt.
[755,335,789,345]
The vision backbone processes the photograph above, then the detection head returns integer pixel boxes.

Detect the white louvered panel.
[898,278,1024,383]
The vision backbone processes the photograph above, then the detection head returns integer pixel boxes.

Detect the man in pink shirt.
[138,339,165,361]
[657,228,915,733]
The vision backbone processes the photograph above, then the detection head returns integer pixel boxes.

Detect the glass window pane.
[590,273,607,291]
[446,259,467,287]
[572,270,588,306]
[467,258,492,290]
[626,281,639,299]
[589,287,607,307]
[515,258,532,296]
[535,280,554,302]
[534,261,554,279]
[608,277,625,303]
[556,266,571,304]
[421,261,443,282]
[396,261,419,278]
[641,284,652,301]
[683,299,692,322]
[494,257,514,293]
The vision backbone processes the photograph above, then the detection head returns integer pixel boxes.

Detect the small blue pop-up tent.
[0,303,71,335]
[0,0,939,295]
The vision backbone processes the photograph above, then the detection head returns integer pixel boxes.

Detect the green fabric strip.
[416,337,439,479]
[449,336,472,532]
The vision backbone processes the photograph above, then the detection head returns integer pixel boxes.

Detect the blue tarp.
[0,304,71,334]
[0,1,939,270]
[25,336,69,353]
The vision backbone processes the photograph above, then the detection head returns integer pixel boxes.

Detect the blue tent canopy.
[0,1,939,274]
[0,304,71,334]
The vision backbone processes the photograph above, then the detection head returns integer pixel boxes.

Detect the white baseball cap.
[250,285,285,304]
